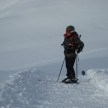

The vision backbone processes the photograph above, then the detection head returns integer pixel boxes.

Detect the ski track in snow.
[0,68,108,108]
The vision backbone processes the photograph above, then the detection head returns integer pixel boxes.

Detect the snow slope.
[0,68,108,108]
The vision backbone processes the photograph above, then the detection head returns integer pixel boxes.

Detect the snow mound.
[86,69,108,92]
[1,68,108,108]
[0,68,49,108]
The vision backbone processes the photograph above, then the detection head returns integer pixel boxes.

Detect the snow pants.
[65,55,76,79]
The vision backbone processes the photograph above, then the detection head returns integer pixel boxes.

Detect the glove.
[61,41,65,46]
[77,48,82,53]
[61,43,64,46]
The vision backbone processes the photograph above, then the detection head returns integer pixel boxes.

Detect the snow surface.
[0,68,108,108]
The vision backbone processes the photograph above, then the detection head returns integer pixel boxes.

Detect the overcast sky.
[0,0,108,70]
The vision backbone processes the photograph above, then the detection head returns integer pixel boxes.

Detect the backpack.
[76,35,84,53]
[77,40,84,53]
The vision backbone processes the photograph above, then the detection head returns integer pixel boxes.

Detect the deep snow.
[0,68,108,108]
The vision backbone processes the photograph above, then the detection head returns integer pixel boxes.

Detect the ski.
[61,78,79,84]
[61,81,79,84]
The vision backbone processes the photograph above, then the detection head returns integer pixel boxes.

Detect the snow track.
[0,68,108,108]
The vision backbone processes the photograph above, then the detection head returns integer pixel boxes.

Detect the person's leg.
[65,56,76,79]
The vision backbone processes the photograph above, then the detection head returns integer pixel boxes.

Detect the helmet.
[66,25,75,32]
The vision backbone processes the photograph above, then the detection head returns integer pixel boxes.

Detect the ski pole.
[76,53,79,79]
[57,58,65,82]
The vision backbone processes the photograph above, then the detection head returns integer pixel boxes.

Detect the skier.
[62,25,84,83]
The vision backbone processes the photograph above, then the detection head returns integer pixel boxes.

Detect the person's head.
[66,25,75,36]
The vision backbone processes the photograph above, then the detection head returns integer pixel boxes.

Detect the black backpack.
[76,35,84,53]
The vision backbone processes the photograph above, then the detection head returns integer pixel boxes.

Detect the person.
[62,25,84,83]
